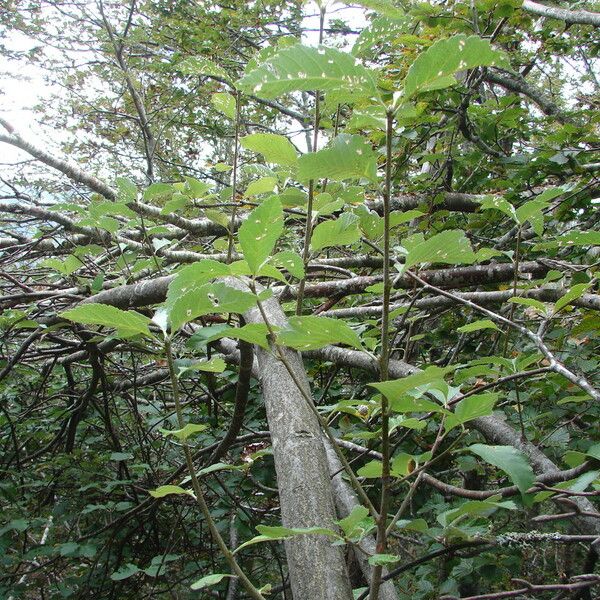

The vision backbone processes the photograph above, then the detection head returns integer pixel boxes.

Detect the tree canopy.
[0,1,599,599]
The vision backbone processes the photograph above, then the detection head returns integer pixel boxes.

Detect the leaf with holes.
[403,230,476,269]
[277,316,362,351]
[167,282,257,330]
[298,134,377,182]
[370,366,456,400]
[60,305,152,338]
[211,92,236,119]
[311,212,361,252]
[241,133,298,166]
[238,195,283,274]
[238,44,378,103]
[404,34,506,98]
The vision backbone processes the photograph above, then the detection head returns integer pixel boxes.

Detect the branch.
[522,0,600,26]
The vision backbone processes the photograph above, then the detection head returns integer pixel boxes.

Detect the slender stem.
[227,91,242,264]
[369,109,394,600]
[164,338,265,600]
[295,5,326,316]
[502,224,521,356]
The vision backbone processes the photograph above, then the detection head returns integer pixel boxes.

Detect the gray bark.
[225,278,354,600]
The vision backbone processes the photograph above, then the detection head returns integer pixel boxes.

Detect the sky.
[0,3,366,166]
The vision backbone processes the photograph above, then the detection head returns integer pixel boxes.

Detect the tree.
[0,0,599,598]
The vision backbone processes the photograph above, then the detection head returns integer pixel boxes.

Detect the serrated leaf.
[457,320,501,333]
[277,316,362,351]
[353,0,404,18]
[311,212,361,252]
[298,134,377,182]
[446,393,498,431]
[554,283,590,313]
[238,44,378,103]
[403,230,476,269]
[241,133,298,166]
[438,499,516,527]
[244,176,277,197]
[191,573,235,591]
[178,357,226,375]
[149,485,194,499]
[167,281,257,330]
[370,366,455,401]
[110,563,139,581]
[143,183,173,201]
[211,92,236,118]
[478,196,517,220]
[352,16,407,58]
[271,250,305,279]
[469,444,535,494]
[508,297,547,313]
[179,56,230,82]
[60,304,151,338]
[238,195,283,273]
[337,506,375,541]
[404,34,506,98]
[368,553,399,566]
[160,423,208,441]
[234,524,337,554]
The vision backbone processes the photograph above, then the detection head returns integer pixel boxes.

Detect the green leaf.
[403,230,476,269]
[115,177,138,203]
[211,92,236,118]
[60,304,152,338]
[446,393,498,431]
[352,0,404,18]
[298,134,378,182]
[241,133,298,166]
[271,250,305,279]
[41,256,83,276]
[179,56,230,82]
[149,485,194,499]
[478,196,517,220]
[167,282,258,330]
[197,462,242,477]
[404,34,505,98]
[311,212,361,252]
[143,183,173,201]
[554,283,590,313]
[337,506,375,541]
[238,195,283,273]
[368,554,399,566]
[244,176,277,197]
[438,499,516,526]
[109,452,134,461]
[469,444,535,494]
[515,199,547,235]
[277,316,362,351]
[234,524,338,554]
[160,423,209,441]
[190,323,272,350]
[178,358,227,375]
[508,297,547,314]
[238,44,378,103]
[110,563,139,581]
[191,573,235,591]
[370,366,455,400]
[457,320,501,333]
